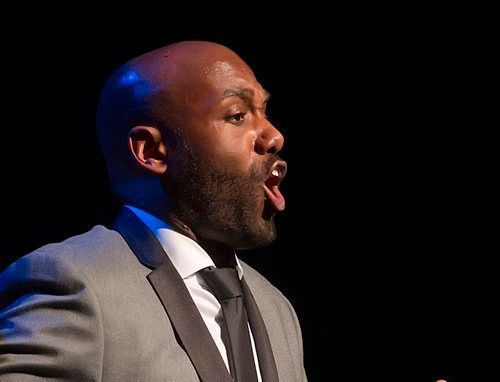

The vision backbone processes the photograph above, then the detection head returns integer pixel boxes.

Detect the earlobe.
[128,126,168,175]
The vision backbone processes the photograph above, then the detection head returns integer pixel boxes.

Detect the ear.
[128,126,168,175]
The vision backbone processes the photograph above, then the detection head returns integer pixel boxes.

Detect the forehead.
[206,60,251,82]
[203,59,265,97]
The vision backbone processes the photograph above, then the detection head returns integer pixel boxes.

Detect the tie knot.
[201,267,243,301]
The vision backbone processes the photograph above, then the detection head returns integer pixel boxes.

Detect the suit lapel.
[148,261,232,382]
[242,278,280,382]
[112,207,232,382]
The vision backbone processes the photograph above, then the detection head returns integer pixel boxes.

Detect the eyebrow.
[221,88,272,103]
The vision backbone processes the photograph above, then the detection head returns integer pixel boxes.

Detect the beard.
[161,140,279,249]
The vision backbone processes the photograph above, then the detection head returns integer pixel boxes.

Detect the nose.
[254,119,284,155]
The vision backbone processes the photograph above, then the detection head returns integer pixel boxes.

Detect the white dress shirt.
[126,205,262,381]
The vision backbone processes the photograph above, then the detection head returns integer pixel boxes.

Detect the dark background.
[2,2,498,381]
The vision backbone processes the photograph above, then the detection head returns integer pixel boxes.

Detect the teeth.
[272,169,280,177]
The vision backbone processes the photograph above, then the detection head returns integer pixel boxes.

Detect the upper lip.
[264,160,288,188]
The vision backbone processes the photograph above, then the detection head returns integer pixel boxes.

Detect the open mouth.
[262,160,287,218]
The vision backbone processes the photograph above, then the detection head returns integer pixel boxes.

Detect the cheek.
[200,128,257,172]
[214,144,254,173]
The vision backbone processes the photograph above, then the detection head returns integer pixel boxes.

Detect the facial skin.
[98,41,286,261]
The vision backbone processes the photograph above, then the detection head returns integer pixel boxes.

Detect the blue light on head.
[119,70,141,86]
[118,69,149,99]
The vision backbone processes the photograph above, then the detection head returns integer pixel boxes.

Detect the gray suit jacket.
[0,208,307,381]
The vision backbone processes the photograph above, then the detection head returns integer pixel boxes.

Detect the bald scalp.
[96,41,245,197]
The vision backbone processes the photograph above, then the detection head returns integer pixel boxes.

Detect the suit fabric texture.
[0,208,307,381]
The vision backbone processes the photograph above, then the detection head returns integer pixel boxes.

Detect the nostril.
[267,146,277,154]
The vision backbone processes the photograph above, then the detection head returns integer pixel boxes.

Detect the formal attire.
[125,205,262,380]
[0,207,307,381]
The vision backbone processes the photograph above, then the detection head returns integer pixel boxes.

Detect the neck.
[197,239,237,268]
[124,197,236,268]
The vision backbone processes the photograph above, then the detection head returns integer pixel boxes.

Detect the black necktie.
[201,267,259,382]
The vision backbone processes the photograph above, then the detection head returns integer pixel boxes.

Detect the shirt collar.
[125,205,244,280]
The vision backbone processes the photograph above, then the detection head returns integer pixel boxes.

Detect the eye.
[226,112,246,125]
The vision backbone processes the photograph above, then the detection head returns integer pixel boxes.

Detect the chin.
[234,219,277,250]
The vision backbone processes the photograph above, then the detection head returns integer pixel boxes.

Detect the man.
[0,41,307,381]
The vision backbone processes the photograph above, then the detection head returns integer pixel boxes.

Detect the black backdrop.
[2,2,498,381]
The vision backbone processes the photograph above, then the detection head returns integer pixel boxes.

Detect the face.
[159,49,286,249]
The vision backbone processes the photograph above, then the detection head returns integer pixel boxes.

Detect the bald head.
[126,41,252,86]
[96,41,255,197]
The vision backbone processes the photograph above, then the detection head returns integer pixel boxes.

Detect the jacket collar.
[111,206,167,269]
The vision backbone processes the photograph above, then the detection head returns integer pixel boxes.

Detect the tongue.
[264,185,286,212]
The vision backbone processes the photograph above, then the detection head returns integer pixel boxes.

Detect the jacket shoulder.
[4,225,135,275]
[34,225,127,263]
